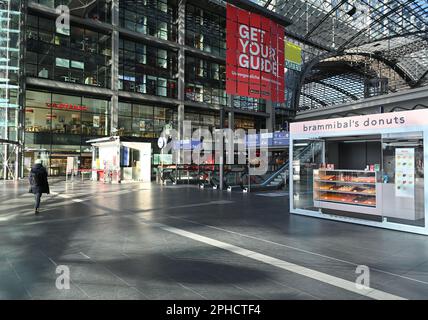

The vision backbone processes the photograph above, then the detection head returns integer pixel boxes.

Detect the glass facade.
[17,0,269,178]
[118,101,176,138]
[119,0,177,42]
[185,55,226,107]
[292,132,425,230]
[25,15,112,88]
[31,0,111,22]
[184,108,220,133]
[185,3,226,57]
[119,39,177,98]
[0,0,20,142]
[185,55,266,112]
[233,96,266,113]
[228,115,263,131]
[0,0,20,180]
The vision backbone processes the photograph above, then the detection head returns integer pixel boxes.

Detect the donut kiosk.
[289,109,428,235]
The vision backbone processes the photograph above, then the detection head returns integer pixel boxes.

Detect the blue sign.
[247,132,289,148]
[169,132,289,150]
[121,146,130,166]
[172,140,201,150]
[271,131,289,147]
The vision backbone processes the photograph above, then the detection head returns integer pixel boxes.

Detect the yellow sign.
[284,42,302,71]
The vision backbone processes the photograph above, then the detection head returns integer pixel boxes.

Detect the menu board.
[395,148,415,198]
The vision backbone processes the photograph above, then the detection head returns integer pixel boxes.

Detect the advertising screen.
[226,4,285,102]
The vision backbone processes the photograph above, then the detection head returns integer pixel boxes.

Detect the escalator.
[210,165,247,189]
[240,143,320,192]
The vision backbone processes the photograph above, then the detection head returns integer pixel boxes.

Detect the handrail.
[159,164,247,187]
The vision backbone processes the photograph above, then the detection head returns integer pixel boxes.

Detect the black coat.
[29,164,50,194]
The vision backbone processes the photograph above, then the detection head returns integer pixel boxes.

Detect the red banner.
[226,4,285,103]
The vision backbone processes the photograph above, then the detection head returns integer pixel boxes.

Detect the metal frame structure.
[2,0,427,179]
[252,0,428,113]
[0,138,19,180]
[0,0,21,180]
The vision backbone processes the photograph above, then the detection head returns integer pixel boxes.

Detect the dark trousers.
[35,192,42,209]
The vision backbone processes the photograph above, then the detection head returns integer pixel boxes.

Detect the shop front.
[24,90,110,175]
[289,109,428,235]
[88,136,152,183]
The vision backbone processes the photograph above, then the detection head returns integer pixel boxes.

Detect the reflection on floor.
[1,180,428,300]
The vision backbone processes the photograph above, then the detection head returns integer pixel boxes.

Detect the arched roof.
[252,0,428,110]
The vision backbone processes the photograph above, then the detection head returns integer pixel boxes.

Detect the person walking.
[29,159,50,215]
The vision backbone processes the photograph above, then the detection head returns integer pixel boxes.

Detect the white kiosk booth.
[88,136,151,183]
[289,109,428,235]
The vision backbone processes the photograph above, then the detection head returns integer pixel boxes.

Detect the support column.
[18,0,27,179]
[219,108,225,190]
[227,95,234,130]
[110,0,119,135]
[265,100,274,132]
[219,95,234,190]
[177,0,186,164]
[2,0,10,179]
[2,145,6,180]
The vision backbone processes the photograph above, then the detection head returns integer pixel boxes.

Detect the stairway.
[266,170,287,187]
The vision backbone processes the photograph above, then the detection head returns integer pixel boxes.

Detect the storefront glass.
[381,132,424,226]
[24,90,110,175]
[292,134,425,228]
[292,139,324,211]
[290,113,428,235]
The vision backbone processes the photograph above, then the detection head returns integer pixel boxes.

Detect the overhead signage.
[285,41,302,72]
[226,4,285,102]
[247,131,289,147]
[291,109,428,135]
[272,131,290,146]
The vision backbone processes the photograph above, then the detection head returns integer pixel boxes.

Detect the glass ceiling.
[249,0,428,111]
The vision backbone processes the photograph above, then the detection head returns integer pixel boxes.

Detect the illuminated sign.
[46,102,88,111]
[226,4,285,102]
[291,109,428,135]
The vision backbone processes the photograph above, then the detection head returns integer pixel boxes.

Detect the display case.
[313,169,381,215]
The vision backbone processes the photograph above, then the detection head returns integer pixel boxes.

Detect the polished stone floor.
[1,179,428,300]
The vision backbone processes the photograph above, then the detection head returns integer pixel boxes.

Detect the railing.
[159,164,216,185]
[157,143,322,192]
[206,164,247,189]
[158,164,247,189]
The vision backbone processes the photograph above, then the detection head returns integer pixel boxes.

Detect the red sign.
[46,102,88,111]
[226,4,285,102]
